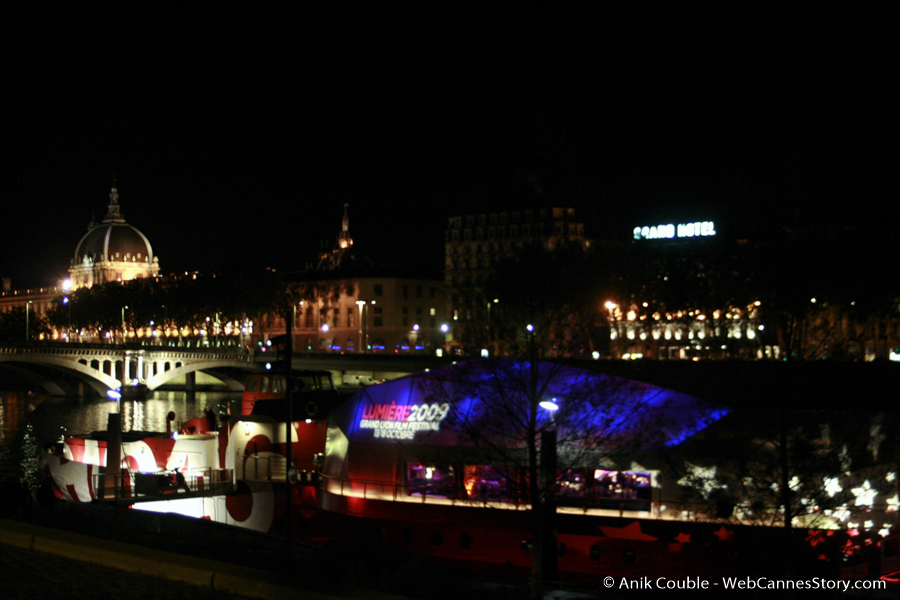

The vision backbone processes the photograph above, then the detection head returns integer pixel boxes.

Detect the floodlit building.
[68,182,160,289]
[261,205,449,354]
[1,181,160,341]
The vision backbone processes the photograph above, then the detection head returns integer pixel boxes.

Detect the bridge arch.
[147,360,249,391]
[0,354,119,396]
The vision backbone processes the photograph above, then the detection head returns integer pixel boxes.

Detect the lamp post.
[283,302,294,547]
[62,296,71,342]
[438,323,450,356]
[162,304,168,345]
[25,300,33,342]
[605,301,618,359]
[121,305,129,344]
[538,398,559,587]
[62,279,72,343]
[355,300,366,353]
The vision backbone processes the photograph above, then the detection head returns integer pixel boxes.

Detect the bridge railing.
[0,341,254,358]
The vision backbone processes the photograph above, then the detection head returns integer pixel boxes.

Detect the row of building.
[2,184,898,361]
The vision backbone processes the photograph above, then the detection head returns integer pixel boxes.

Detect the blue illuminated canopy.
[329,359,729,452]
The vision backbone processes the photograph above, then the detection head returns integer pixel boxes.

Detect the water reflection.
[0,389,240,487]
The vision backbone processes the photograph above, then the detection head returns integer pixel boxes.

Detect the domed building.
[68,183,160,289]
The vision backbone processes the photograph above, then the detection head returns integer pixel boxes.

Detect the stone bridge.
[0,344,254,396]
[0,344,459,397]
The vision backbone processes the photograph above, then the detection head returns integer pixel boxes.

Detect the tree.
[0,306,49,342]
[465,243,604,358]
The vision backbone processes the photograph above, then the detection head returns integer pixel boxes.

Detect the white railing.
[94,467,233,501]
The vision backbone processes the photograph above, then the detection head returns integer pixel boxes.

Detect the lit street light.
[25,300,33,342]
[356,300,367,353]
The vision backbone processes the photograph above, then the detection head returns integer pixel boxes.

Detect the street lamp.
[605,301,618,358]
[121,305,129,344]
[539,397,560,413]
[356,300,366,353]
[25,300,33,342]
[62,296,71,342]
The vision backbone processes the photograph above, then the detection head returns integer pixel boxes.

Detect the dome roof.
[73,185,154,263]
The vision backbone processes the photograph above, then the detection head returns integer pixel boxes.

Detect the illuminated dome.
[69,183,160,289]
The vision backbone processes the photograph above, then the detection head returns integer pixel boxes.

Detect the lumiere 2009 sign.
[359,402,452,440]
[633,221,716,241]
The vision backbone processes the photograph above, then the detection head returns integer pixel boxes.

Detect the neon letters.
[359,402,451,440]
[633,221,716,240]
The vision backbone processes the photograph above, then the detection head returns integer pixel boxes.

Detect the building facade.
[444,207,590,354]
[1,182,161,341]
[68,183,160,290]
[261,206,449,354]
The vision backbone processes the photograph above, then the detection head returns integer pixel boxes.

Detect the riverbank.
[0,517,408,600]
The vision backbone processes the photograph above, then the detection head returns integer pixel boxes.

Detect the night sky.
[5,11,897,289]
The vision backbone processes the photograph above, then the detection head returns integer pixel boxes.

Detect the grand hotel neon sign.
[633,221,716,240]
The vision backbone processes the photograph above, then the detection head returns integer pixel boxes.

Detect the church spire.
[338,203,353,249]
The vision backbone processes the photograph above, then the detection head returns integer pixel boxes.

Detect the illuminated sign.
[359,402,451,440]
[633,221,716,240]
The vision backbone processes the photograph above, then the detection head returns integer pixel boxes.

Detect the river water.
[0,385,241,496]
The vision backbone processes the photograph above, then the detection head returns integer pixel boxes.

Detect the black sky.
[4,10,897,289]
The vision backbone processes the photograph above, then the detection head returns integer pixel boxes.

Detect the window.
[374,284,383,296]
[416,285,422,298]
[347,307,354,328]
[403,285,409,299]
